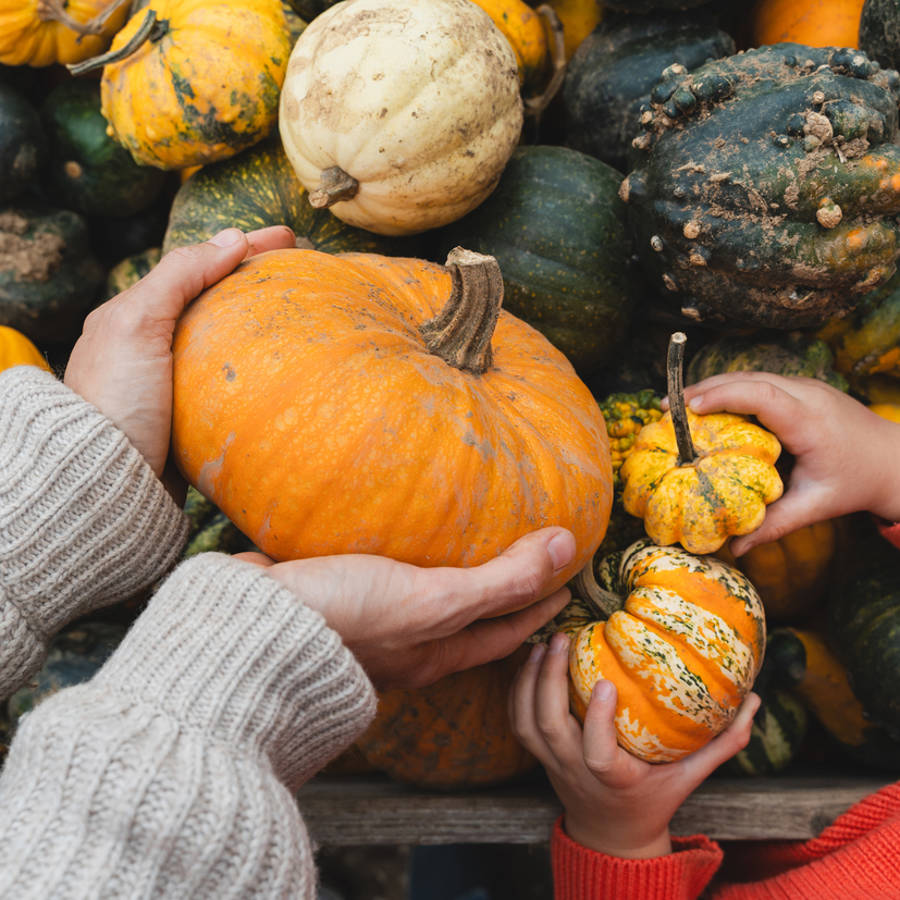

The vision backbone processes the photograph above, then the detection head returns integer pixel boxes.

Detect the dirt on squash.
[0,212,64,282]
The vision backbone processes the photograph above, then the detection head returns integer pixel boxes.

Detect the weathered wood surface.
[297,773,893,846]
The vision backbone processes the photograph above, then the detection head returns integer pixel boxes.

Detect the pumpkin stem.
[308,166,360,209]
[570,556,624,620]
[66,8,165,75]
[524,5,567,119]
[37,0,115,35]
[420,247,503,374]
[667,331,699,466]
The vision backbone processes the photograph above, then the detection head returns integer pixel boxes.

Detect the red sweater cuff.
[877,518,900,550]
[551,817,723,900]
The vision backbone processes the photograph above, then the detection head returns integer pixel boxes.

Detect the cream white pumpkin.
[278,0,524,236]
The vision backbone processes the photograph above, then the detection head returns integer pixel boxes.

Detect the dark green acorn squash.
[621,44,900,330]
[828,556,900,745]
[163,138,416,256]
[686,332,849,390]
[429,145,635,376]
[284,0,339,20]
[561,13,734,172]
[0,207,104,346]
[41,79,168,219]
[859,0,900,72]
[0,83,44,205]
[103,248,162,301]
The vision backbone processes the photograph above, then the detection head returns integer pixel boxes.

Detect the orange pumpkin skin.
[0,326,51,374]
[172,249,612,590]
[0,0,129,67]
[716,520,837,622]
[567,540,766,762]
[749,0,865,49]
[357,649,537,788]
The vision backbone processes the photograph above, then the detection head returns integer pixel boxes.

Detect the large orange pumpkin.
[172,248,612,590]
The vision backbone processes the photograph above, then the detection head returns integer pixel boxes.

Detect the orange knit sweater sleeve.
[552,783,900,899]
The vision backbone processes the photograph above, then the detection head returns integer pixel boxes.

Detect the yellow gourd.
[0,326,51,373]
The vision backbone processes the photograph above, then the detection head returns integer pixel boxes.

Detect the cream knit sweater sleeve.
[0,365,189,699]
[0,366,378,897]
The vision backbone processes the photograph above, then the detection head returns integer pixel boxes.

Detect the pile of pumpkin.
[3,0,900,789]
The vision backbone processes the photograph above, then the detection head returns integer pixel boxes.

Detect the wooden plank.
[297,773,893,846]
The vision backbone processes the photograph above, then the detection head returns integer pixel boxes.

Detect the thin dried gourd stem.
[308,166,360,209]
[524,5,567,118]
[570,556,624,620]
[419,247,503,374]
[668,331,699,466]
[66,8,163,75]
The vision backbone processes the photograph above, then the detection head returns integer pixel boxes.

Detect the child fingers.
[508,642,556,763]
[580,679,622,777]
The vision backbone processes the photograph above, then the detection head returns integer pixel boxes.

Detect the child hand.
[509,632,760,859]
[682,373,900,555]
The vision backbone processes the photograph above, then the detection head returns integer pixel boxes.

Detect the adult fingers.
[427,588,571,679]
[245,225,296,258]
[112,229,252,327]
[233,551,276,567]
[672,692,760,793]
[430,527,576,633]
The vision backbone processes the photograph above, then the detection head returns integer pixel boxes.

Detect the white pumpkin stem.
[524,5,567,118]
[66,8,165,74]
[420,247,503,374]
[668,331,699,466]
[571,557,624,620]
[308,166,360,209]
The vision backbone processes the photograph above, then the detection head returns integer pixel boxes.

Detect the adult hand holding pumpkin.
[509,631,760,859]
[236,527,575,690]
[63,226,296,489]
[682,372,900,554]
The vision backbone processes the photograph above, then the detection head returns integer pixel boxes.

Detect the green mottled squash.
[163,138,415,256]
[561,12,734,172]
[103,248,162,301]
[181,486,256,558]
[431,145,635,376]
[686,333,849,391]
[859,0,900,71]
[621,45,900,329]
[769,627,900,770]
[0,83,44,205]
[0,207,104,346]
[828,558,900,743]
[41,79,168,219]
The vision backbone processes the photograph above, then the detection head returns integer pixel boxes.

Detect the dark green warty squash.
[859,0,900,72]
[561,12,734,172]
[0,207,104,346]
[0,83,44,206]
[163,138,416,256]
[430,145,635,376]
[687,332,849,390]
[41,79,168,219]
[620,45,900,330]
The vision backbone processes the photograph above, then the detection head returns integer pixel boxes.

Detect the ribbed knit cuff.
[551,817,723,900]
[0,366,188,698]
[96,553,377,789]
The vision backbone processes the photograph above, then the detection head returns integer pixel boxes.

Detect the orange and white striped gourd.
[565,539,766,762]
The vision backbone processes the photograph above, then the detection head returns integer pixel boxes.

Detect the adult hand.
[237,527,576,690]
[64,227,296,487]
[681,372,900,554]
[510,632,759,859]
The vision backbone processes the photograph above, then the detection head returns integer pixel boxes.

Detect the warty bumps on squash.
[171,248,613,593]
[559,539,766,763]
[278,0,524,236]
[620,44,900,330]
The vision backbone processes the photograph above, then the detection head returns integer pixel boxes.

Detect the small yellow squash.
[0,325,51,373]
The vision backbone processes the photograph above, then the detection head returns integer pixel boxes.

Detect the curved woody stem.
[66,8,164,75]
[668,331,699,466]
